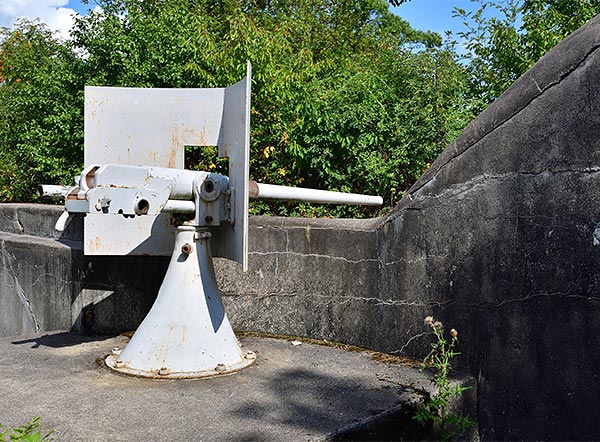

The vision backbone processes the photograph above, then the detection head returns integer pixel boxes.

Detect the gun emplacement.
[38,63,384,380]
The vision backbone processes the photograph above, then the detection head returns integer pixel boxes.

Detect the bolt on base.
[104,351,256,379]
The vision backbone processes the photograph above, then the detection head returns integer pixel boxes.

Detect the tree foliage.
[0,20,84,201]
[2,0,598,216]
[0,0,472,216]
[456,0,600,110]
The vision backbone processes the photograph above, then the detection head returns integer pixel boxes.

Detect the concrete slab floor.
[0,332,433,441]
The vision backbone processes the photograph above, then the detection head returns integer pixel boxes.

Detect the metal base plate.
[105,351,256,380]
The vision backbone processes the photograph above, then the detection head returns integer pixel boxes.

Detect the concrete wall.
[0,204,384,342]
[2,15,600,441]
[379,16,600,440]
[207,16,600,440]
[0,204,169,336]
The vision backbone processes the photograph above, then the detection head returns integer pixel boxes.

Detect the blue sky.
[391,0,475,37]
[0,0,477,41]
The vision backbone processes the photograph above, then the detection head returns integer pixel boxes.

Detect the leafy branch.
[0,417,54,442]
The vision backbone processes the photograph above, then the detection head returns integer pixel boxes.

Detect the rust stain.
[169,124,215,169]
[85,166,99,189]
[248,180,259,199]
[196,126,208,147]
[146,150,165,167]
[178,126,209,147]
[167,147,177,169]
[88,236,102,254]
[170,128,181,152]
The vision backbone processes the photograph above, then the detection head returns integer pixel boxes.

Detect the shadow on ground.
[11,331,115,349]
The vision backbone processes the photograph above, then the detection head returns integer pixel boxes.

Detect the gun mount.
[42,63,382,379]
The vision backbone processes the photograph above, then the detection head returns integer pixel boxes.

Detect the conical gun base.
[105,226,255,379]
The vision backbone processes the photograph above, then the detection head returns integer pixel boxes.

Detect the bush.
[0,0,473,217]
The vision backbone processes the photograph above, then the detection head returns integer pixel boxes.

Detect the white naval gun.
[41,63,382,379]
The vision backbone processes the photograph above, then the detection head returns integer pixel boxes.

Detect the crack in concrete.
[391,331,430,355]
[384,254,454,267]
[0,208,25,234]
[250,249,476,272]
[12,276,40,332]
[249,250,380,265]
[408,169,600,209]
[387,41,600,225]
[224,289,598,318]
[253,223,378,234]
[518,167,600,175]
[1,239,40,332]
[463,291,600,307]
[221,290,451,307]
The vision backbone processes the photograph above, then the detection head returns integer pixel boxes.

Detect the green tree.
[0,19,84,202]
[0,0,473,217]
[456,0,600,110]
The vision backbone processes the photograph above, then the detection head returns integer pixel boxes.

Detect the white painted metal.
[83,65,251,269]
[54,211,70,232]
[74,164,205,217]
[84,213,176,255]
[38,185,71,199]
[254,182,383,206]
[215,61,251,272]
[105,226,254,378]
[85,164,203,200]
[84,88,223,168]
[69,162,383,255]
[43,62,389,381]
[162,200,196,213]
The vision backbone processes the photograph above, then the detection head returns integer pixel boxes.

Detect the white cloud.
[0,0,79,40]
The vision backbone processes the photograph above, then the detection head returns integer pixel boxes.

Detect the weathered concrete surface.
[377,15,600,441]
[0,203,82,241]
[0,232,73,337]
[0,204,169,337]
[222,16,600,440]
[0,331,477,441]
[218,216,384,347]
[223,16,600,440]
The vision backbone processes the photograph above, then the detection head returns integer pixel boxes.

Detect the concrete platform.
[0,331,451,441]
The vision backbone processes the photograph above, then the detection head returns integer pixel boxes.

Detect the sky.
[391,0,475,37]
[0,0,477,41]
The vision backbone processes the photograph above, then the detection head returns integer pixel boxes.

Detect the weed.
[413,316,475,441]
[0,417,54,442]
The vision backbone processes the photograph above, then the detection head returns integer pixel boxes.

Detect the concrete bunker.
[2,13,600,441]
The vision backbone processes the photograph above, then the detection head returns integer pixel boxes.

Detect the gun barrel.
[38,185,72,200]
[249,181,383,206]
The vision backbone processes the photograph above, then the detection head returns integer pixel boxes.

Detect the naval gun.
[41,63,382,379]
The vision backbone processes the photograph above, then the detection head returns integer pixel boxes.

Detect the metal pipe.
[249,180,383,206]
[147,167,205,200]
[55,211,70,232]
[81,164,209,200]
[162,200,196,214]
[38,185,71,200]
